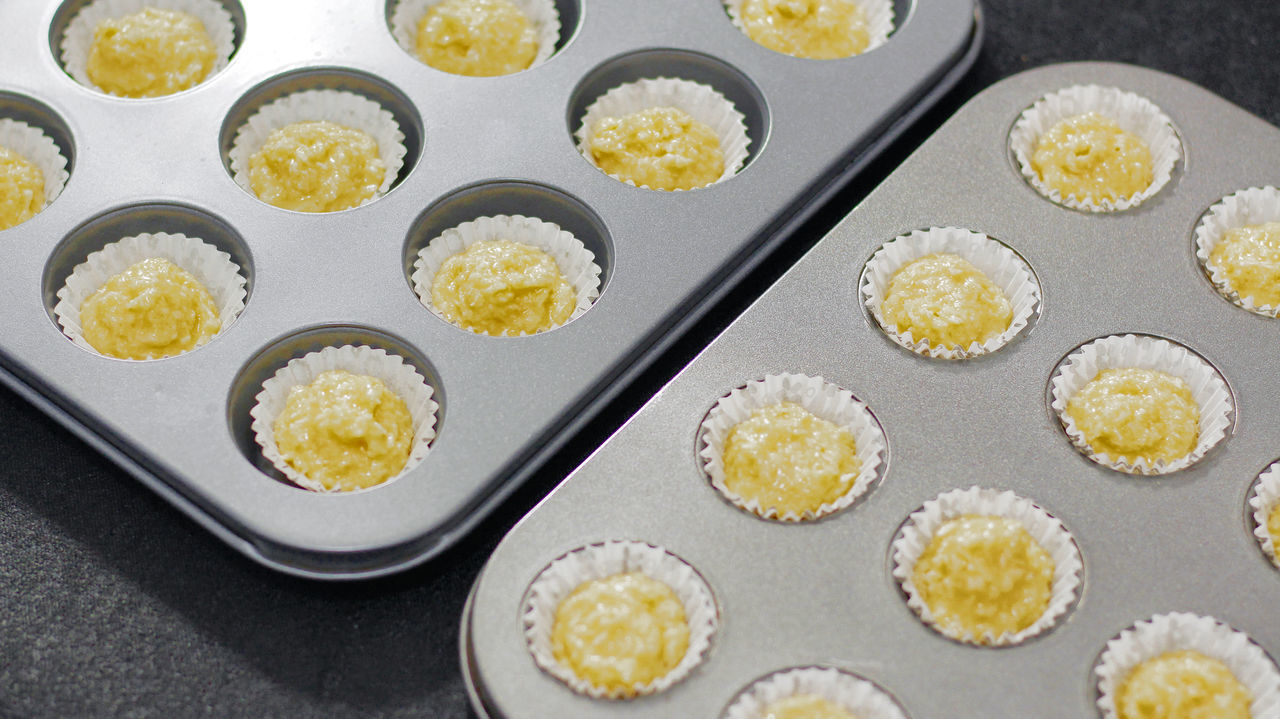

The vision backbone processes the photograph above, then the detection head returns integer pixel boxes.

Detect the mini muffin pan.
[0,0,979,578]
[461,62,1280,717]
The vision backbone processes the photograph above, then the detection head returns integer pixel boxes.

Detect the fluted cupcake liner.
[721,666,908,719]
[1194,186,1280,317]
[1249,459,1280,569]
[0,118,70,215]
[723,0,895,57]
[389,0,560,72]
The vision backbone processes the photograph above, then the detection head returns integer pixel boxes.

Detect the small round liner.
[410,214,603,335]
[1095,612,1280,719]
[860,226,1041,359]
[389,0,561,73]
[721,666,908,719]
[0,118,69,215]
[1194,185,1280,318]
[722,0,896,58]
[521,539,718,700]
[1048,333,1233,475]
[697,373,887,522]
[248,344,439,493]
[61,0,236,97]
[1010,84,1181,212]
[575,77,751,191]
[1248,459,1280,568]
[228,89,406,210]
[52,232,247,358]
[890,486,1082,646]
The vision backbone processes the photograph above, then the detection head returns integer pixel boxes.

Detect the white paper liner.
[52,232,247,359]
[860,227,1041,359]
[890,486,1082,647]
[574,77,751,191]
[1010,85,1181,212]
[1049,334,1233,475]
[409,214,602,336]
[228,89,406,210]
[697,374,886,522]
[1249,459,1280,569]
[1095,613,1280,719]
[248,345,439,493]
[1194,186,1280,318]
[0,118,69,215]
[61,0,236,97]
[721,666,908,719]
[389,0,560,73]
[722,0,895,58]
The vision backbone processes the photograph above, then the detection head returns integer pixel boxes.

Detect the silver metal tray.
[0,0,979,578]
[461,61,1280,718]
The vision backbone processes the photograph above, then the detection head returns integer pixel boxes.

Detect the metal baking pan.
[461,61,1280,717]
[0,0,980,578]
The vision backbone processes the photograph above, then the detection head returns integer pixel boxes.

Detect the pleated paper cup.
[1249,460,1280,569]
[723,0,895,57]
[890,486,1082,647]
[61,0,236,96]
[0,118,70,220]
[249,345,439,493]
[410,214,602,335]
[1095,613,1280,719]
[1049,334,1233,475]
[521,540,718,700]
[721,666,909,719]
[389,0,560,73]
[228,89,405,210]
[53,232,247,359]
[575,77,751,191]
[860,227,1041,359]
[698,373,887,522]
[1010,85,1181,212]
[1195,186,1280,317]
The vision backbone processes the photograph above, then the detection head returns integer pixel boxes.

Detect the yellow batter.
[86,8,217,98]
[1031,112,1153,204]
[1115,650,1251,719]
[722,402,860,517]
[79,257,220,360]
[248,121,386,213]
[551,571,690,695]
[415,0,537,76]
[1268,503,1280,555]
[1208,221,1280,308]
[273,369,414,492]
[879,253,1012,349]
[1065,368,1199,465]
[740,0,871,59]
[911,515,1054,640]
[430,239,575,335]
[589,107,724,191]
[0,145,44,231]
[764,694,859,719]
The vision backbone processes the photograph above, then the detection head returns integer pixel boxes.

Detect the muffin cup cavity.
[1095,612,1280,719]
[722,0,895,57]
[1249,459,1280,568]
[697,373,887,522]
[1010,85,1181,212]
[228,89,406,209]
[890,486,1082,647]
[1194,186,1280,317]
[410,214,602,335]
[52,231,247,358]
[61,0,236,96]
[575,76,751,191]
[521,540,718,700]
[721,666,908,719]
[0,118,70,210]
[860,226,1041,359]
[389,0,561,72]
[249,344,439,493]
[1048,334,1233,475]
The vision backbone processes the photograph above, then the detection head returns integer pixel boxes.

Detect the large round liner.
[1249,459,1280,569]
[721,666,909,719]
[1194,185,1280,317]
[0,118,70,214]
[722,0,896,58]
[389,0,561,73]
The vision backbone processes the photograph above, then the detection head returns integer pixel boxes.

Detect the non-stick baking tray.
[461,61,1280,717]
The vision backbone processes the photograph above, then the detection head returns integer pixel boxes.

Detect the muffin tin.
[0,0,979,578]
[461,62,1280,717]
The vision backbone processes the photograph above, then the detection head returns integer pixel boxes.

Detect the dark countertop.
[3,1,1278,717]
